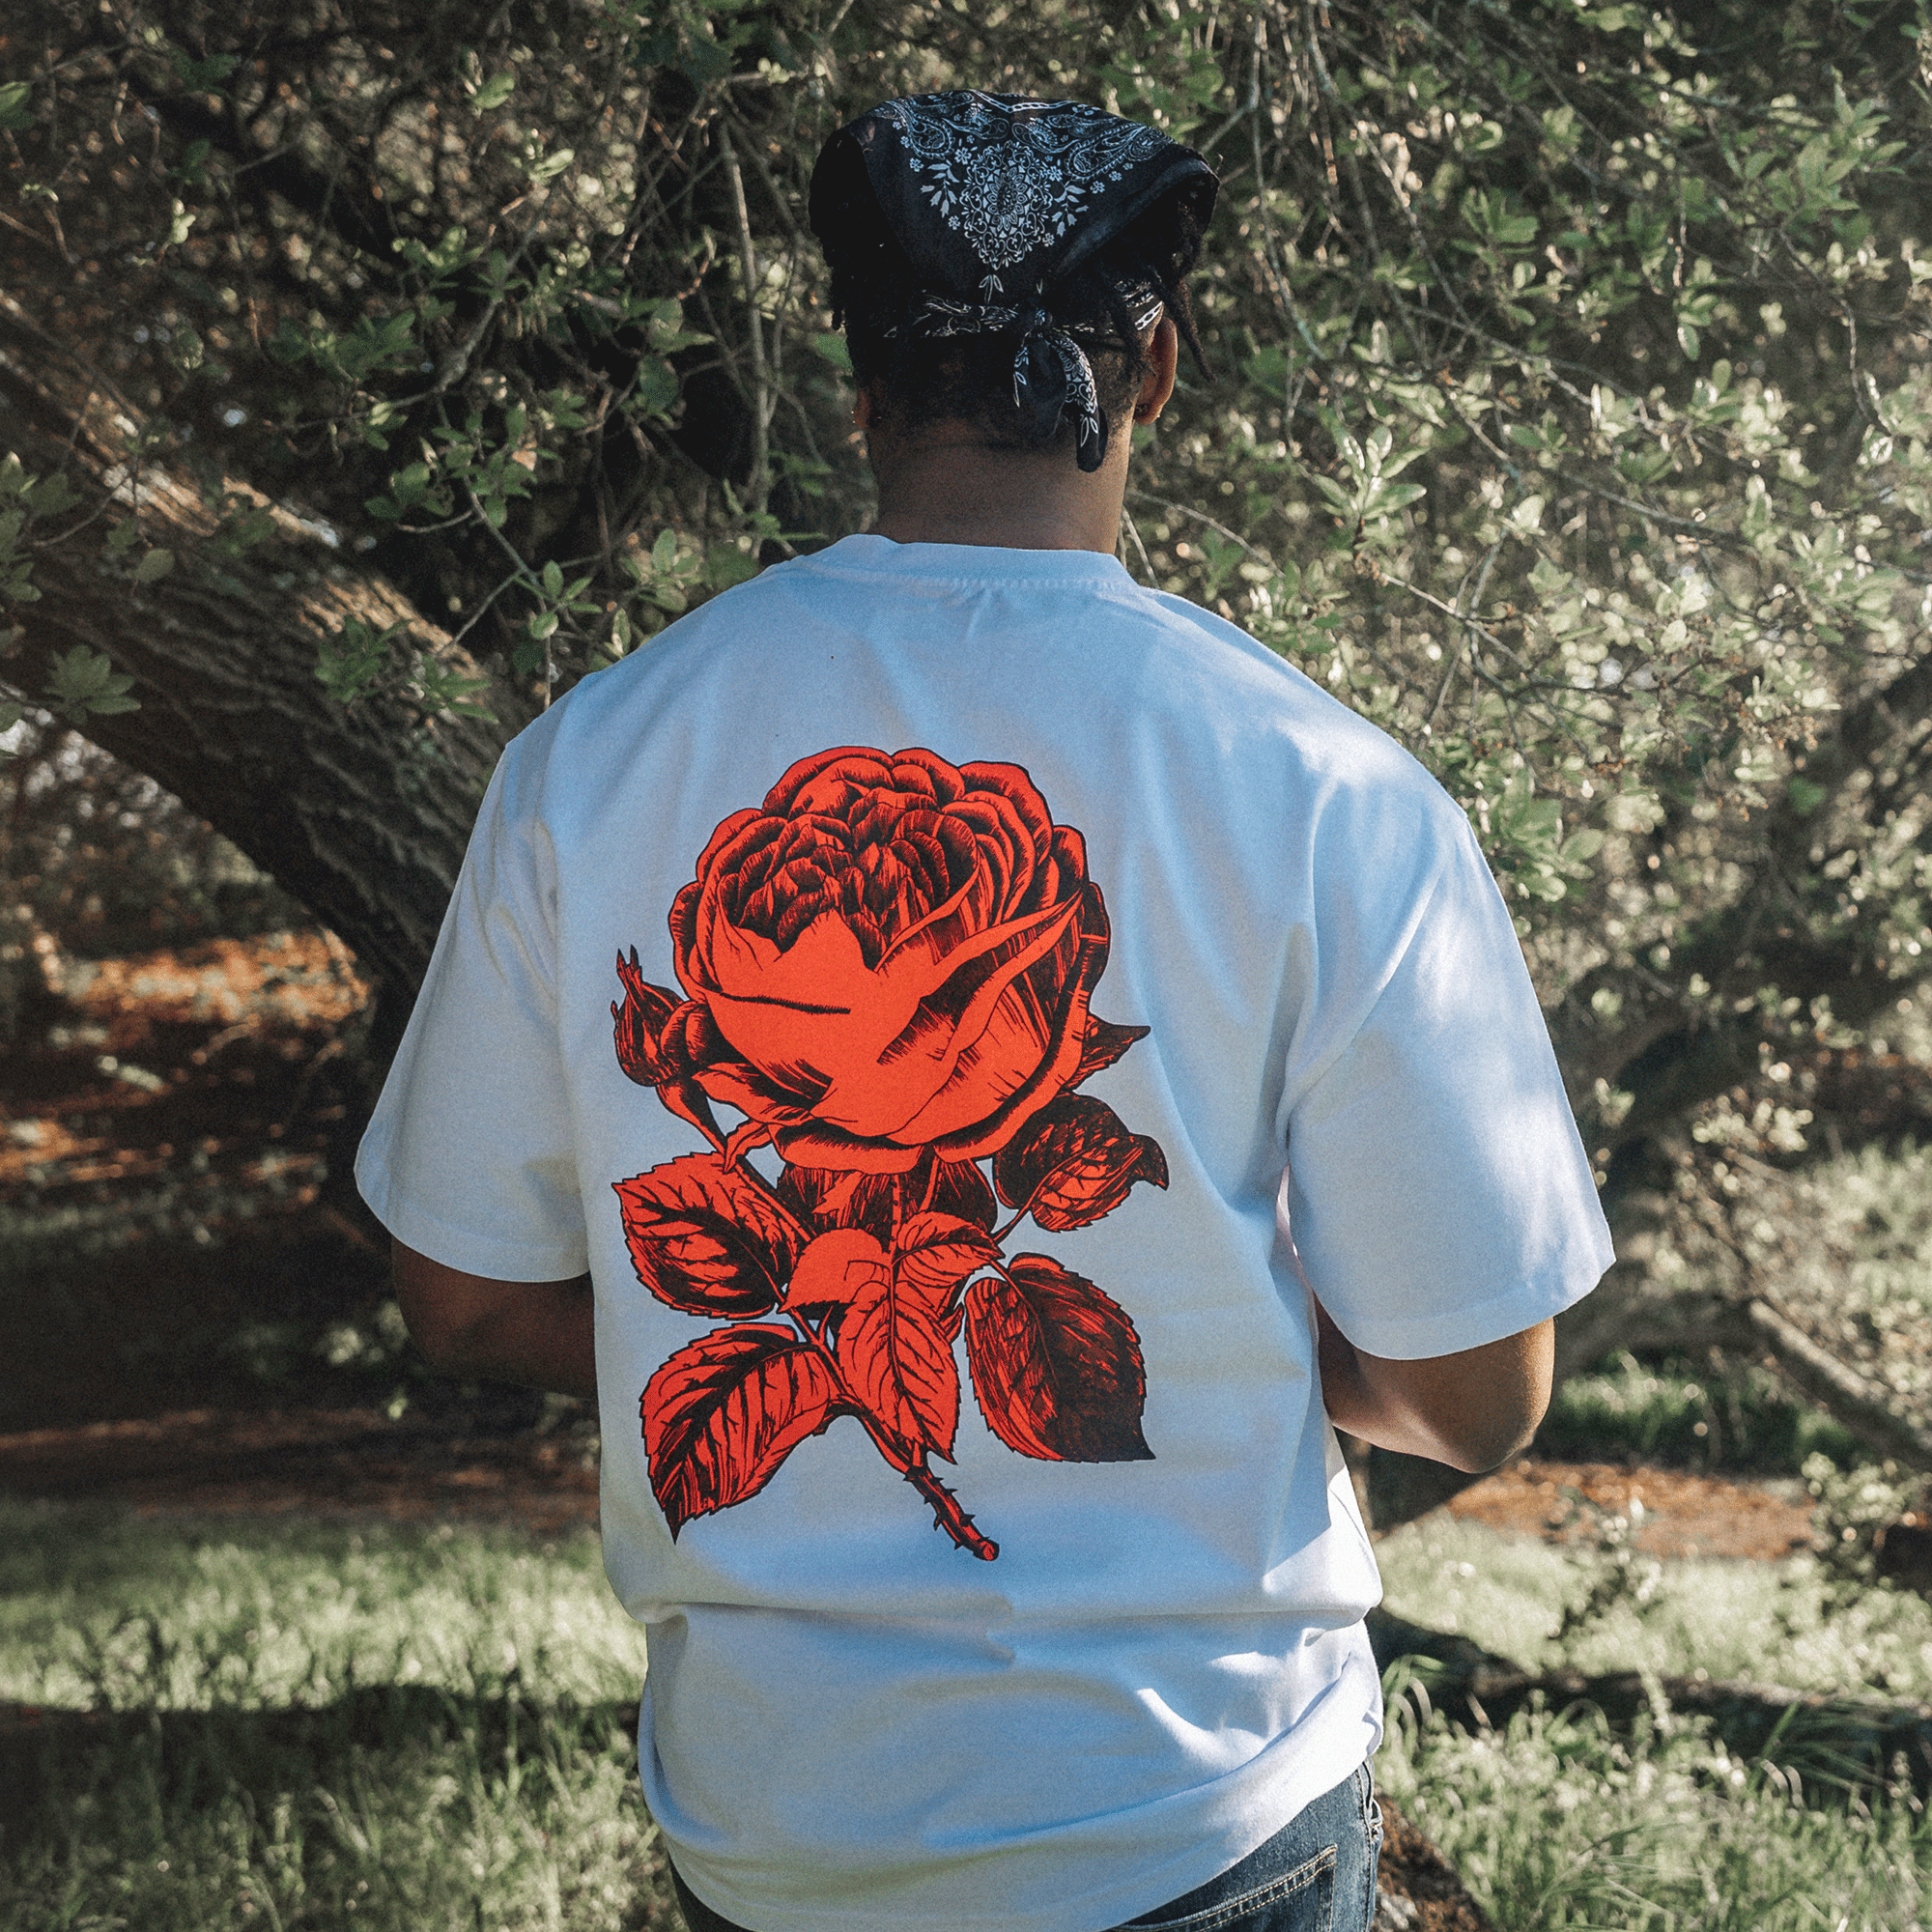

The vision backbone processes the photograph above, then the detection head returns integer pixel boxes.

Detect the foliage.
[0,1508,669,1932]
[1378,1501,1932,1700]
[2,0,1930,1200]
[1541,1348,1859,1469]
[1381,1690,1932,1932]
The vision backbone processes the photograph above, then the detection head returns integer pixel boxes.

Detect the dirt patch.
[0,1404,601,1538]
[1447,1457,1816,1561]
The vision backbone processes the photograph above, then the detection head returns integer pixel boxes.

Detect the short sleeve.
[355,744,588,1280]
[1280,814,1613,1360]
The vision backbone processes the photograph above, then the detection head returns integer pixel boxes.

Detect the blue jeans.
[669,1760,1382,1932]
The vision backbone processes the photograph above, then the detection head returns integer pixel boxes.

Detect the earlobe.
[1133,316,1180,426]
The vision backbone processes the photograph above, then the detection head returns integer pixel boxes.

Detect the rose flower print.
[612,747,1167,1559]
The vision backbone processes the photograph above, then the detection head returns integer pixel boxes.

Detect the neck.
[867,429,1131,554]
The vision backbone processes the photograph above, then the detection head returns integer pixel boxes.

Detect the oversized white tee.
[357,535,1613,1932]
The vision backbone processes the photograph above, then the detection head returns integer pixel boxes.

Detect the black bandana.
[810,92,1218,470]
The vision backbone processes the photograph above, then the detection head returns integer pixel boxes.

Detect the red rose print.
[666,747,1110,1174]
[614,747,1164,1560]
[993,1094,1170,1233]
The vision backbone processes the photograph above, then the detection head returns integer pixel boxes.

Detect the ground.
[0,932,1841,1932]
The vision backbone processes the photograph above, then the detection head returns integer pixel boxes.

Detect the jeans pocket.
[1126,1843,1336,1932]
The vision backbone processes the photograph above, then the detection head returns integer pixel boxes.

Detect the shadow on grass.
[0,1688,683,1932]
[0,1684,644,1839]
[1370,1606,1932,1804]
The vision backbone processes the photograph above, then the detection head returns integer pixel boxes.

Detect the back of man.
[357,90,1613,1932]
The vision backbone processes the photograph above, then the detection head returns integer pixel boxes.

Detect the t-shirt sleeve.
[1280,809,1613,1361]
[354,743,588,1281]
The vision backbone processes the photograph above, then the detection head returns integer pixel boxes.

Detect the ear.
[1132,317,1179,425]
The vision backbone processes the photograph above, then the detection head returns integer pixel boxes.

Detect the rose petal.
[894,883,1107,1152]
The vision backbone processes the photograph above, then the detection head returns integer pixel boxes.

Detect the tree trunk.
[0,306,501,1006]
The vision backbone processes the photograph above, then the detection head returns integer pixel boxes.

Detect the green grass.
[0,1503,649,1712]
[1378,1514,1932,1698]
[1538,1350,1860,1472]
[1381,1696,1932,1932]
[1376,1513,1932,1927]
[0,1504,672,1932]
[7,1499,1932,1930]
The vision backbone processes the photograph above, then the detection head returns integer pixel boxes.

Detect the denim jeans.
[668,1760,1382,1932]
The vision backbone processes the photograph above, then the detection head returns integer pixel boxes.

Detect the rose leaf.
[964,1256,1152,1463]
[614,1153,804,1316]
[640,1325,840,1537]
[895,1211,1002,1304]
[991,1094,1170,1230]
[838,1268,962,1463]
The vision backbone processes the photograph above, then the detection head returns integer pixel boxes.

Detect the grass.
[1379,1694,1932,1932]
[1377,1514,1932,1697]
[7,1496,1932,1929]
[0,1505,672,1932]
[1375,1508,1932,1928]
[1538,1350,1860,1473]
[0,1505,649,1713]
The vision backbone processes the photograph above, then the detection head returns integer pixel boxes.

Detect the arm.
[1313,1298,1552,1473]
[391,1239,598,1398]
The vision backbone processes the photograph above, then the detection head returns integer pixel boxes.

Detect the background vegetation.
[7,1,1932,1498]
[8,6,1932,1919]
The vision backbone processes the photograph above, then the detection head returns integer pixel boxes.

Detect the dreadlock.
[822,197,1210,456]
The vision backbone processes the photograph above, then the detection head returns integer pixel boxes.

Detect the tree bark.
[0,304,501,1004]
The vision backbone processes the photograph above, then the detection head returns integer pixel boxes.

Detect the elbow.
[394,1286,469,1376]
[391,1244,489,1377]
[1435,1386,1550,1474]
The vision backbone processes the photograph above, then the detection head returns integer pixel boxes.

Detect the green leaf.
[634,358,679,419]
[45,645,139,723]
[810,332,852,373]
[705,545,759,590]
[0,82,35,132]
[471,71,516,112]
[24,474,80,520]
[132,548,176,584]
[170,50,238,92]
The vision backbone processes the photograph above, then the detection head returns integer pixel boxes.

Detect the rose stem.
[706,1125,996,1556]
[784,1321,998,1559]
[900,1463,999,1560]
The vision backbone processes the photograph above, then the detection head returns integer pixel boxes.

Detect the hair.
[821,197,1210,457]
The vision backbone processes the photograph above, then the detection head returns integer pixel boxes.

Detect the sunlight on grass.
[0,1505,671,1931]
[0,1501,649,1711]
[1378,1514,1932,1699]
[1540,1350,1857,1469]
[9,1501,1932,1928]
[1384,1696,1932,1932]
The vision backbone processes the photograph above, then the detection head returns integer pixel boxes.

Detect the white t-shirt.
[357,535,1612,1932]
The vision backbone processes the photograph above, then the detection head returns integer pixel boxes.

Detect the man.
[357,91,1612,1932]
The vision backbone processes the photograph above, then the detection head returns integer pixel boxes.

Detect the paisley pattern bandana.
[810,92,1217,470]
